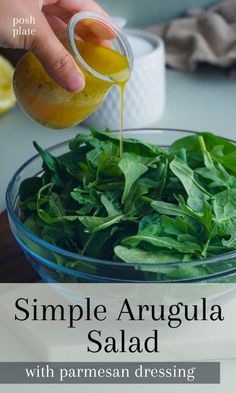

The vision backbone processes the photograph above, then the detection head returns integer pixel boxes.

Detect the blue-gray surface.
[98,0,218,25]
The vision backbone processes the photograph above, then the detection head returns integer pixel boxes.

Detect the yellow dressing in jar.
[13,12,133,133]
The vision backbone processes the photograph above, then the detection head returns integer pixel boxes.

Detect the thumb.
[32,15,85,93]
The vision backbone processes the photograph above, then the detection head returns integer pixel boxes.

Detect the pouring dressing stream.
[13,12,133,156]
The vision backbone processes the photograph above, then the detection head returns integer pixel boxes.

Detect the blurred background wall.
[98,0,218,25]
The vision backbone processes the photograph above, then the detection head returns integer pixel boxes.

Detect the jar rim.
[68,11,133,83]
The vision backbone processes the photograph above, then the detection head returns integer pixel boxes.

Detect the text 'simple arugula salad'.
[19,129,236,279]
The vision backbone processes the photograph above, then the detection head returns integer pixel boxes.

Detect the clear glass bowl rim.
[6,128,236,271]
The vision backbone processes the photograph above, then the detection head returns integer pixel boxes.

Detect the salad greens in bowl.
[6,128,236,283]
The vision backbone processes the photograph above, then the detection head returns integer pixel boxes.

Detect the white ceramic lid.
[112,17,163,62]
[127,34,154,57]
[125,29,163,63]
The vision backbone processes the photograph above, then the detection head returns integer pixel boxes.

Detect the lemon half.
[0,55,16,115]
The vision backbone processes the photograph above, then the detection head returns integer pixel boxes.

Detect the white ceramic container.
[83,28,165,130]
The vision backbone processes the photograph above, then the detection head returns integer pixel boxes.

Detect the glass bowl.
[6,128,236,283]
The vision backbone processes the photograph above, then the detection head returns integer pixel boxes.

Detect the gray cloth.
[146,0,236,76]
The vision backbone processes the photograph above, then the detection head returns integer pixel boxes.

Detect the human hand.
[0,0,111,92]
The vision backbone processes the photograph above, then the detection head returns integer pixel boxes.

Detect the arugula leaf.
[160,216,196,237]
[90,128,162,157]
[213,189,236,236]
[100,195,120,216]
[78,215,125,233]
[118,156,148,203]
[122,234,201,254]
[115,245,184,264]
[195,135,236,190]
[33,141,59,173]
[169,156,211,211]
[169,132,236,167]
[222,235,236,248]
[218,152,236,174]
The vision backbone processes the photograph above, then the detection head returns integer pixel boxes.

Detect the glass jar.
[13,12,133,129]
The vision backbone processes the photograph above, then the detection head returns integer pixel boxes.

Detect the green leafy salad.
[19,129,236,269]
